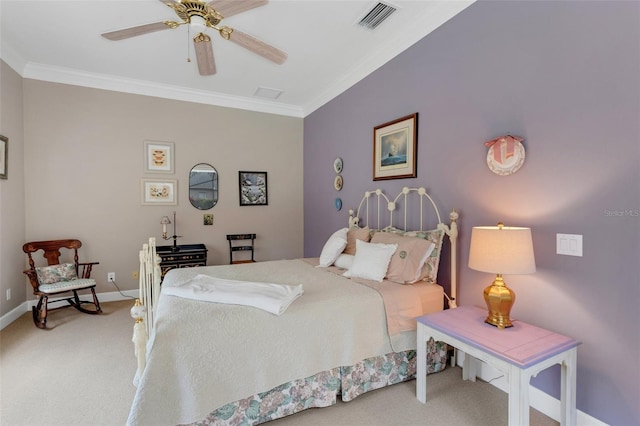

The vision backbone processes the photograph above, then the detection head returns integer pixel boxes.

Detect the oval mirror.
[189,163,218,210]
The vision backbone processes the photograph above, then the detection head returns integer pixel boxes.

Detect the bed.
[128,187,458,425]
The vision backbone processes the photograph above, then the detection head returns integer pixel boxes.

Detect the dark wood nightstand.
[156,244,207,280]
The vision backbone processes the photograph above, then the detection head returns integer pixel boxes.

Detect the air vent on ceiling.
[254,86,283,100]
[357,1,397,30]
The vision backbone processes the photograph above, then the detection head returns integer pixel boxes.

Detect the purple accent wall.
[304,1,639,425]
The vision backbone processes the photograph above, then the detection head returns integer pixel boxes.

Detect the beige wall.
[19,80,303,298]
[0,61,26,316]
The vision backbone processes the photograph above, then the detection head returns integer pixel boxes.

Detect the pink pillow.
[382,227,445,283]
[370,232,435,283]
[344,226,371,255]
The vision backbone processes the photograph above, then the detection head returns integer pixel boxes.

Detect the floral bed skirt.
[186,338,449,426]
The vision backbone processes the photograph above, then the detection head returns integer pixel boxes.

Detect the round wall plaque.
[334,175,343,191]
[333,157,343,174]
[485,135,525,176]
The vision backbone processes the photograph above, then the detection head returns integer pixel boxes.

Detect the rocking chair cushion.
[35,263,77,284]
[38,278,96,294]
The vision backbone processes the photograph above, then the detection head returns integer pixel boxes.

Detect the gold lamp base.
[483,274,515,329]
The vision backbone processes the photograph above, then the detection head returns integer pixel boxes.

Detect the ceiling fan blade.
[193,33,217,75]
[207,0,267,18]
[226,28,287,65]
[102,22,174,41]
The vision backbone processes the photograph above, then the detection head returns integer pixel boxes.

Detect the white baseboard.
[0,289,139,331]
[456,352,608,426]
[0,302,29,330]
[90,289,139,303]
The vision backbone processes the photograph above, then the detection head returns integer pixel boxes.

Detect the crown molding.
[0,41,27,75]
[15,61,304,118]
[22,62,304,117]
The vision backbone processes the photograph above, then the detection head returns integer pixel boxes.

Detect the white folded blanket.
[163,274,304,315]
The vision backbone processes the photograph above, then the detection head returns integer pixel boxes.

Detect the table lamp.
[160,215,171,239]
[468,222,536,329]
[160,211,181,252]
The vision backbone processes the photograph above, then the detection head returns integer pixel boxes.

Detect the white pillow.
[317,228,348,267]
[343,239,398,282]
[334,253,354,270]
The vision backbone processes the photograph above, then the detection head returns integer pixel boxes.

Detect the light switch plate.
[556,234,583,257]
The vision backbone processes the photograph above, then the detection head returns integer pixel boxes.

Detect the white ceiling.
[1,0,474,117]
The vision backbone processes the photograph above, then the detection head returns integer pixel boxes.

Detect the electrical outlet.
[132,271,139,279]
[6,289,11,301]
[108,272,116,282]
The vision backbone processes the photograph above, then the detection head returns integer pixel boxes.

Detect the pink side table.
[416,306,580,426]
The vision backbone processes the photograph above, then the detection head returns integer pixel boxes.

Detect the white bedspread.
[162,274,304,315]
[127,259,442,425]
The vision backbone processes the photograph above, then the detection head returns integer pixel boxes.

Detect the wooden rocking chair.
[23,239,102,329]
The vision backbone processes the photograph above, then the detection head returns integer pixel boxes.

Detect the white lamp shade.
[468,226,536,274]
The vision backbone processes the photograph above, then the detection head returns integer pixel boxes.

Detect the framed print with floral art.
[141,179,177,205]
[373,113,418,181]
[144,141,174,173]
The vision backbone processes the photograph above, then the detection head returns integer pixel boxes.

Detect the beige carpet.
[0,300,558,426]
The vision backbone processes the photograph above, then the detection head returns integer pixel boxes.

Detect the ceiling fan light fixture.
[189,14,207,31]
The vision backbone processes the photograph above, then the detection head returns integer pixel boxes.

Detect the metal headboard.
[348,187,458,308]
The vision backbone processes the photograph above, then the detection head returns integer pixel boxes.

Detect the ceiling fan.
[101,0,287,76]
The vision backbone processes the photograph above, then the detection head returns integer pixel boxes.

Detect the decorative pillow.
[317,228,348,267]
[370,232,435,284]
[333,253,354,270]
[344,226,371,255]
[343,239,397,282]
[35,263,77,285]
[383,227,445,282]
